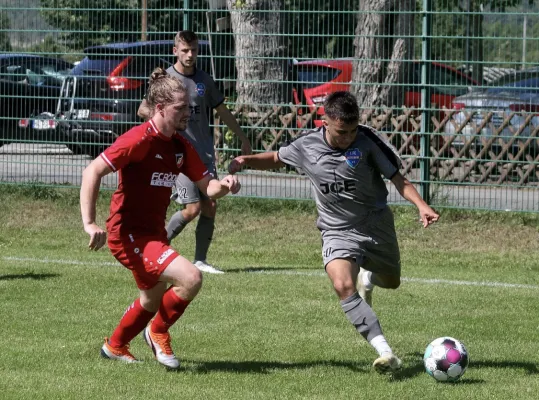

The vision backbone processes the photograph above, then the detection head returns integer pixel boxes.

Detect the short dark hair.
[323,91,360,124]
[175,30,198,46]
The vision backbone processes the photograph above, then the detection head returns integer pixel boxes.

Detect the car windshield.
[293,65,340,89]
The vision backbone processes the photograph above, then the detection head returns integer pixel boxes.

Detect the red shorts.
[108,234,180,290]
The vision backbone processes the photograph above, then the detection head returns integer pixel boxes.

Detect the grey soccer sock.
[194,215,215,262]
[166,210,189,243]
[340,292,383,342]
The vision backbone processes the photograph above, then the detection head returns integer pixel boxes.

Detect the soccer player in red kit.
[80,67,241,369]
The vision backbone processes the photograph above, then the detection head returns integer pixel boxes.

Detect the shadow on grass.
[225,266,323,274]
[391,351,538,382]
[178,359,368,374]
[0,272,60,281]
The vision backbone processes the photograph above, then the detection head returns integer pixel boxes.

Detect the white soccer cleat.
[143,327,180,369]
[373,353,402,374]
[194,260,225,274]
[358,267,373,307]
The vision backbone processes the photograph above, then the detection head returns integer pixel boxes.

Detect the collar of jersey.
[148,119,173,141]
[172,64,197,77]
[321,126,358,152]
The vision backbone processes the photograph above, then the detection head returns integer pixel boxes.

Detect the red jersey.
[101,120,209,238]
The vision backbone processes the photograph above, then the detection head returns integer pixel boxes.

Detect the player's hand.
[221,174,241,194]
[419,206,439,228]
[84,223,107,251]
[241,140,252,155]
[228,157,245,175]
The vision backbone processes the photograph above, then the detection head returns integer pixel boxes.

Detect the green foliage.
[0,10,12,51]
[38,0,208,51]
[282,0,358,59]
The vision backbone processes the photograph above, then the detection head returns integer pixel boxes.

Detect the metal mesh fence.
[1,0,538,211]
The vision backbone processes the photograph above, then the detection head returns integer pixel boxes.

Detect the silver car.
[444,70,539,154]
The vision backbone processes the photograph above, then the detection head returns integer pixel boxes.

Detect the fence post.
[184,0,192,30]
[420,0,432,203]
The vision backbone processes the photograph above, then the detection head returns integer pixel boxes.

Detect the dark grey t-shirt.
[166,66,224,165]
[278,125,401,230]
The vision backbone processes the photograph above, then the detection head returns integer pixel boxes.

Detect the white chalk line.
[2,256,538,290]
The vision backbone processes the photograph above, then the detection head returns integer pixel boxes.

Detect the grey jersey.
[278,125,401,230]
[166,66,224,165]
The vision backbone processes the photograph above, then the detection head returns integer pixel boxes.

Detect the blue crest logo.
[344,148,362,168]
[196,83,206,96]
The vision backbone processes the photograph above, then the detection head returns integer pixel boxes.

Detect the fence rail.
[1,0,539,211]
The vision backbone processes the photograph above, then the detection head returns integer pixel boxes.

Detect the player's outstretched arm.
[80,157,113,250]
[228,152,284,174]
[195,175,241,200]
[214,103,252,155]
[390,172,439,228]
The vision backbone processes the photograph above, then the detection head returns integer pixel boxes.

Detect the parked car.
[291,58,480,128]
[56,39,233,157]
[444,69,539,154]
[0,54,73,146]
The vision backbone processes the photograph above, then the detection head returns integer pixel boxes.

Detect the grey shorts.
[321,207,401,275]
[173,163,217,205]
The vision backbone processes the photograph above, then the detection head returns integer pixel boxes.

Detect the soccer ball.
[423,337,469,382]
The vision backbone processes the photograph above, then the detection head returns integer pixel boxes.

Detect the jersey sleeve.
[277,137,305,169]
[205,75,225,109]
[181,138,210,182]
[363,127,402,179]
[100,128,150,172]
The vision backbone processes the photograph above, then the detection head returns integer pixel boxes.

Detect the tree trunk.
[352,0,414,110]
[228,0,287,105]
[470,3,484,84]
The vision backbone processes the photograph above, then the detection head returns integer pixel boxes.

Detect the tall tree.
[227,0,287,105]
[38,0,207,50]
[0,11,12,51]
[352,0,415,109]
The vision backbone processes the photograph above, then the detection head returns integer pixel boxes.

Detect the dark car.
[291,59,480,128]
[0,54,73,146]
[57,39,232,157]
[445,69,539,153]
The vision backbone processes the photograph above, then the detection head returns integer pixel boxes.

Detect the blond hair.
[145,67,186,109]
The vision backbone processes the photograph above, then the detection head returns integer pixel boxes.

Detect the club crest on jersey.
[175,153,184,168]
[196,83,206,96]
[344,148,362,168]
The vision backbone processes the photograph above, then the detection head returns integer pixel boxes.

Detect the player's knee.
[183,203,201,221]
[200,199,217,218]
[332,278,356,298]
[173,266,203,295]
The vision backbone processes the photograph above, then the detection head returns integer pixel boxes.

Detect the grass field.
[1,185,538,400]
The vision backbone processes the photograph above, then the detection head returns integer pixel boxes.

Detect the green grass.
[0,186,539,399]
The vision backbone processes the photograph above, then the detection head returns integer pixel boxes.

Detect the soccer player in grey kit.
[228,91,439,373]
[139,30,252,274]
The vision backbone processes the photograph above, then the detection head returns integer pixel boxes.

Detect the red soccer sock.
[150,287,191,334]
[109,298,155,348]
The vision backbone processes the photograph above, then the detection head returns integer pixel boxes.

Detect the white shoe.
[358,267,373,307]
[143,327,180,369]
[373,353,402,374]
[194,260,224,274]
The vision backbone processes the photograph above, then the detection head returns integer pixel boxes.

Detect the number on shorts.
[178,187,187,199]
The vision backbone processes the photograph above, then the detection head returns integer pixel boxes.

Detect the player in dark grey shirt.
[228,91,439,374]
[139,30,252,274]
